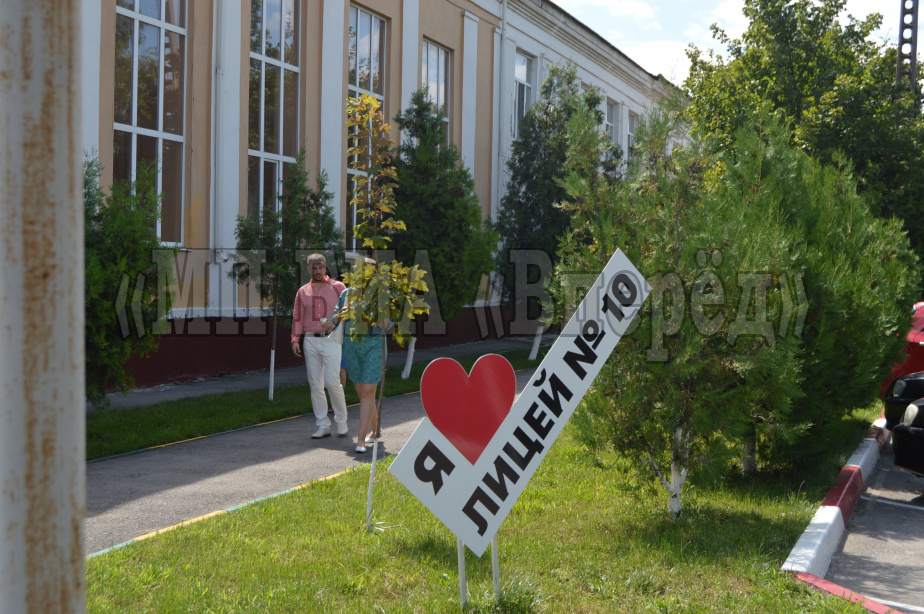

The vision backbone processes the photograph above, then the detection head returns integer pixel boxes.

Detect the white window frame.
[513,51,533,140]
[421,39,450,142]
[114,0,187,246]
[605,100,618,160]
[627,112,638,163]
[347,5,386,251]
[247,0,301,220]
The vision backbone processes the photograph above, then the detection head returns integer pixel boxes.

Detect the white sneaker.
[311,427,331,439]
[336,424,348,437]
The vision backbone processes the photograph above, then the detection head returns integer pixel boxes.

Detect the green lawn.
[86,410,878,613]
[87,348,544,461]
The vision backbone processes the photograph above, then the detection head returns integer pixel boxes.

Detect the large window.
[421,40,450,141]
[113,0,186,243]
[248,0,300,220]
[514,52,533,139]
[346,5,386,251]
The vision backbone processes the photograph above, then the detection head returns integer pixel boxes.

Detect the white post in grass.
[457,538,467,607]
[0,1,86,611]
[401,336,416,379]
[492,535,500,596]
[269,348,275,400]
[528,323,544,360]
[366,438,379,532]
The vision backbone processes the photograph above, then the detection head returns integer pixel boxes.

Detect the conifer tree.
[391,89,496,324]
[552,98,918,517]
[230,149,343,400]
[493,62,617,313]
[687,0,924,274]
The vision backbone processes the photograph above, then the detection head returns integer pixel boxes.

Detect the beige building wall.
[88,0,675,316]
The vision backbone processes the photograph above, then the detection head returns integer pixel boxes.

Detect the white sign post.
[390,248,649,579]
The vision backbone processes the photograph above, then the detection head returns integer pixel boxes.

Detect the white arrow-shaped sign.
[390,249,650,556]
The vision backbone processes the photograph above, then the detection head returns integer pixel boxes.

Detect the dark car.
[893,400,924,477]
[880,302,924,477]
[883,372,924,430]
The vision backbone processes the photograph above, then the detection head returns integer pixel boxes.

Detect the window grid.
[114,0,187,245]
[605,101,618,161]
[421,39,450,143]
[248,0,300,220]
[514,52,533,140]
[347,5,386,251]
[627,112,638,163]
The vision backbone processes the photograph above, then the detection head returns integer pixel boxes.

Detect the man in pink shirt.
[291,253,348,438]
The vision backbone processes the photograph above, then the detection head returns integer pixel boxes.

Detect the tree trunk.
[667,461,685,519]
[742,420,757,475]
[646,426,689,520]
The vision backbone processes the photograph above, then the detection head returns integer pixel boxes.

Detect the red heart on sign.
[420,354,516,465]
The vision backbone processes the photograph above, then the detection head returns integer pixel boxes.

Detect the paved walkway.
[87,336,547,555]
[826,441,924,612]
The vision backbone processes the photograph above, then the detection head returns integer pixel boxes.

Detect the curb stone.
[781,418,900,612]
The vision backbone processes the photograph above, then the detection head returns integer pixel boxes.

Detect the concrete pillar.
[0,1,86,612]
[320,0,346,230]
[461,11,479,172]
[209,0,243,318]
[401,0,420,114]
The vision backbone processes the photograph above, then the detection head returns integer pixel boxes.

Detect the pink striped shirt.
[291,277,346,341]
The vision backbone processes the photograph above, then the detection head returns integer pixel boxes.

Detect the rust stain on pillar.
[1,0,85,612]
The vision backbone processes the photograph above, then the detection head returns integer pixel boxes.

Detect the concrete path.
[86,338,543,555]
[826,441,924,612]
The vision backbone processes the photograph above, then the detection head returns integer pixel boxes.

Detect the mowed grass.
[87,348,543,461]
[86,407,879,613]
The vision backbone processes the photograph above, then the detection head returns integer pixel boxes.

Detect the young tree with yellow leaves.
[342,93,430,531]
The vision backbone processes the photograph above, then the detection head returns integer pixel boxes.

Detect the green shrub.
[84,156,176,409]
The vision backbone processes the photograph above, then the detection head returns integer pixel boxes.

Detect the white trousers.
[302,334,347,428]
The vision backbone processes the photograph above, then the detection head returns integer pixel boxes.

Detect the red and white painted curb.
[781,418,897,612]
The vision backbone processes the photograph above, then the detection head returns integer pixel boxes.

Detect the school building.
[79,0,676,385]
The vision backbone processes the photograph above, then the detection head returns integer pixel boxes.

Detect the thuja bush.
[391,88,495,325]
[84,156,176,409]
[553,100,918,517]
[493,62,618,314]
[230,148,343,396]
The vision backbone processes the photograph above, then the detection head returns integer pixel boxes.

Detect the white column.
[492,32,516,224]
[401,0,420,113]
[81,0,101,156]
[491,28,502,224]
[461,11,479,171]
[209,0,243,317]
[493,35,516,223]
[0,2,86,612]
[620,100,630,168]
[537,52,551,91]
[320,0,346,229]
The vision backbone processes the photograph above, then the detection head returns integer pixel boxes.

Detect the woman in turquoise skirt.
[331,259,393,453]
